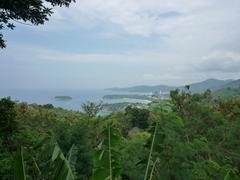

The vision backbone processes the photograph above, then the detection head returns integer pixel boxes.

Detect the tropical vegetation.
[0,88,240,179]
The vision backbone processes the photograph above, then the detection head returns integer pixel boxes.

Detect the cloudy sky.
[1,0,240,89]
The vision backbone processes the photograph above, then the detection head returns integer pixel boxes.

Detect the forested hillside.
[1,89,240,179]
[215,86,240,99]
[214,79,240,99]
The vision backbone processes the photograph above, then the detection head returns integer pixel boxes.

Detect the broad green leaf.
[13,147,26,180]
[224,170,240,180]
[92,124,122,180]
[51,144,75,180]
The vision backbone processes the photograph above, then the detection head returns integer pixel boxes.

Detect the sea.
[0,88,150,111]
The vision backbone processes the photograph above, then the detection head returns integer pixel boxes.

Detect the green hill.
[214,79,240,98]
[182,78,233,93]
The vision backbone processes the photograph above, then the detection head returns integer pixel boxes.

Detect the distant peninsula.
[106,79,234,93]
[103,94,152,101]
[54,96,72,101]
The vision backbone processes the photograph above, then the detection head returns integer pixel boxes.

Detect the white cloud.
[59,0,211,36]
[44,0,240,54]
[196,51,240,73]
[3,1,240,88]
[142,73,155,80]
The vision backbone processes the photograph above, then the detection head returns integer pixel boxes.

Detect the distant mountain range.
[106,78,239,93]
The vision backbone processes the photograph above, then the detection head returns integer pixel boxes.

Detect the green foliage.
[144,122,160,180]
[125,106,150,129]
[109,112,133,137]
[50,144,75,180]
[54,120,93,179]
[41,104,55,109]
[214,85,240,99]
[0,97,17,142]
[1,93,240,179]
[224,170,240,180]
[82,101,103,117]
[13,147,26,180]
[120,132,149,180]
[92,124,122,180]
[143,112,186,180]
[12,143,75,180]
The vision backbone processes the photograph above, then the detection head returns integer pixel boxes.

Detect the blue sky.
[1,0,240,89]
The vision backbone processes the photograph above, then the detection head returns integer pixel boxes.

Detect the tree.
[81,102,102,117]
[0,97,17,142]
[0,0,75,48]
[54,120,93,179]
[125,106,150,129]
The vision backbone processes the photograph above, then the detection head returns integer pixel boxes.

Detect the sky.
[1,0,240,89]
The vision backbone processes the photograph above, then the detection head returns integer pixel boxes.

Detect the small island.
[54,96,72,101]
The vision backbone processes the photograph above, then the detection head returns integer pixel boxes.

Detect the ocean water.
[0,89,110,111]
[0,88,150,111]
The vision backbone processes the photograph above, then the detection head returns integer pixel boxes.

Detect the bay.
[0,88,151,111]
